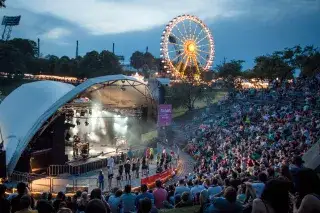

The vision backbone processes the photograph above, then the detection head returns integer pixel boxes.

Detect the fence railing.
[47,146,149,176]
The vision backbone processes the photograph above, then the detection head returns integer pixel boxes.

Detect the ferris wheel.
[160,14,215,80]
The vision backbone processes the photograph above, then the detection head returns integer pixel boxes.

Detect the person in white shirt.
[108,157,115,170]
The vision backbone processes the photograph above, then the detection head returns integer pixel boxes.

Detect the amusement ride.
[160,14,215,81]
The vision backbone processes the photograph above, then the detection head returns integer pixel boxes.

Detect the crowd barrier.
[141,167,177,189]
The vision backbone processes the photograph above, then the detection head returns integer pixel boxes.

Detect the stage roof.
[0,74,151,174]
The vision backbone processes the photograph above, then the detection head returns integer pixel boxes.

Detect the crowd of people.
[1,77,320,213]
[184,77,320,212]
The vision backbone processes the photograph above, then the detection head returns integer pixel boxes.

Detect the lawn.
[172,90,227,118]
[159,206,200,213]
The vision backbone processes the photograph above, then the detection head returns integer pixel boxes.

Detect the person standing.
[142,157,147,176]
[132,158,137,178]
[108,157,115,171]
[98,170,104,191]
[107,166,114,190]
[136,158,141,178]
[127,148,133,160]
[124,160,131,184]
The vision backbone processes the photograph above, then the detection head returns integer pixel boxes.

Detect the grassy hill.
[172,90,227,118]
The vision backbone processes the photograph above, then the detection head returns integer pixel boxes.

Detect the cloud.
[6,0,320,35]
[41,27,71,40]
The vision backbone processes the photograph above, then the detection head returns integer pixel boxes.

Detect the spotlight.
[121,80,125,83]
[121,86,126,91]
[85,120,89,126]
[76,119,81,125]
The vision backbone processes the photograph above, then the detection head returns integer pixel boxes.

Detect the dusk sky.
[2,0,320,69]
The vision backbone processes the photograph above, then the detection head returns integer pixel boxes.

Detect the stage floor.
[65,143,130,164]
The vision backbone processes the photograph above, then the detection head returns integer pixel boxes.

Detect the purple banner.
[158,104,172,127]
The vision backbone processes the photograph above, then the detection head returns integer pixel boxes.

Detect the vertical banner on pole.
[158,104,172,127]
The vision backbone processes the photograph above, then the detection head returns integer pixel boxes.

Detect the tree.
[252,54,293,82]
[130,51,145,70]
[0,0,5,8]
[8,39,37,57]
[0,38,125,79]
[0,42,26,76]
[99,50,122,74]
[167,81,206,111]
[216,59,245,89]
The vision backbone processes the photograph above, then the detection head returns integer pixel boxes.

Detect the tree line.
[0,38,162,79]
[216,45,320,88]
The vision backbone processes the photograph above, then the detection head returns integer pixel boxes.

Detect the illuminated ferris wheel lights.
[160,14,215,80]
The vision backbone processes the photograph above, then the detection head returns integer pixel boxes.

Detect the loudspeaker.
[142,107,148,122]
[51,114,67,165]
[0,150,6,178]
[158,85,166,104]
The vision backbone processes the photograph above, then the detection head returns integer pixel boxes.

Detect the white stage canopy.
[0,75,152,174]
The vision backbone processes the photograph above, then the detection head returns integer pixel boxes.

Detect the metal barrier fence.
[48,147,148,176]
[48,159,108,176]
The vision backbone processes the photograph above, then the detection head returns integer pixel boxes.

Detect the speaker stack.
[0,150,6,178]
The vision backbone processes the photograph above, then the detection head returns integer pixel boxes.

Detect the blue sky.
[1,0,320,69]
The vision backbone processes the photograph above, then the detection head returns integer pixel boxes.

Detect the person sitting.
[252,178,291,213]
[174,179,191,204]
[135,184,155,211]
[120,185,136,213]
[15,195,38,213]
[139,197,158,213]
[85,199,107,213]
[204,187,242,213]
[11,183,35,213]
[208,178,223,198]
[292,168,320,213]
[53,191,65,213]
[190,179,205,204]
[153,180,168,209]
[174,192,193,208]
[108,189,122,213]
[36,192,54,213]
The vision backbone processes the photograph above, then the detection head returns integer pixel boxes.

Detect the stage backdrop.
[158,104,172,127]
